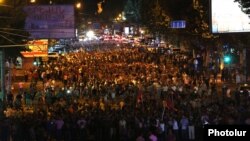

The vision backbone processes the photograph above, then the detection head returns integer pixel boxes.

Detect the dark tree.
[124,0,142,23]
[140,0,171,35]
[99,0,125,21]
[139,0,214,43]
[235,0,250,16]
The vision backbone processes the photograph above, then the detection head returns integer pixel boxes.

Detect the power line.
[0,34,16,44]
[0,44,27,48]
[0,28,27,32]
[0,30,29,38]
[0,4,13,8]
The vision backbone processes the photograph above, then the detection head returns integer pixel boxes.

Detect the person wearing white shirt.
[180,115,189,141]
[172,118,179,141]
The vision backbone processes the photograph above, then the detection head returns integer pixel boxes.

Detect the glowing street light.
[97,2,103,14]
[86,30,95,38]
[114,12,126,22]
[76,2,81,9]
[0,0,13,8]
[30,0,36,3]
[224,55,232,64]
[140,30,145,34]
[122,16,126,21]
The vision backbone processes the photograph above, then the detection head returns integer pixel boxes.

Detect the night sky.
[83,0,100,15]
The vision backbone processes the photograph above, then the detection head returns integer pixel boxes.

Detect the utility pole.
[6,58,12,95]
[0,2,9,102]
[0,49,5,101]
[248,48,250,82]
[243,47,248,82]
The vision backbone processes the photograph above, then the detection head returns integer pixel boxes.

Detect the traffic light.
[224,54,231,64]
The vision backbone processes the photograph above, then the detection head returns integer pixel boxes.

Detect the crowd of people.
[0,43,250,141]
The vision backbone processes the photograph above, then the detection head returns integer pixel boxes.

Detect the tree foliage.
[124,0,142,23]
[235,0,250,15]
[99,0,125,21]
[140,0,172,35]
[139,0,217,41]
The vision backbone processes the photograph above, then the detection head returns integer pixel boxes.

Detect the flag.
[164,99,177,112]
[137,89,143,103]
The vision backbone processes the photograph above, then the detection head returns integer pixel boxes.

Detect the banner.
[24,5,75,39]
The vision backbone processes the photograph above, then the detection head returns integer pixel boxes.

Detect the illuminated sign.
[170,20,186,28]
[211,0,250,33]
[27,39,48,51]
[24,5,75,38]
[21,51,48,57]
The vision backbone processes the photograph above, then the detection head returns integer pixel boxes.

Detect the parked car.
[239,83,250,96]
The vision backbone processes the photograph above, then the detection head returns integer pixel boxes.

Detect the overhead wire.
[0,30,29,38]
[0,34,16,44]
[0,45,27,48]
[0,28,27,32]
[0,29,28,48]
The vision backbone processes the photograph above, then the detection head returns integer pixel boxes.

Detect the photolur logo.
[208,129,247,137]
[204,125,250,141]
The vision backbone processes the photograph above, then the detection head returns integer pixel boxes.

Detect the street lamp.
[30,0,36,3]
[86,30,95,38]
[223,54,232,64]
[0,0,11,7]
[76,2,81,9]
